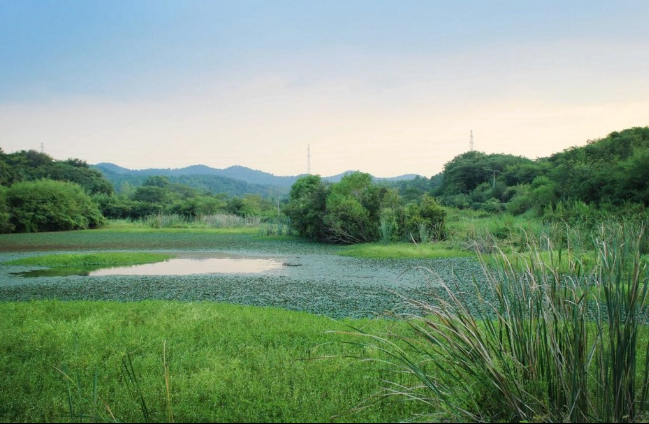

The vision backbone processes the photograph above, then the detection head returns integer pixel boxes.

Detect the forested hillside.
[96,166,280,198]
[393,127,649,214]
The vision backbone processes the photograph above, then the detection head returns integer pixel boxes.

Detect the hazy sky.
[1,1,648,177]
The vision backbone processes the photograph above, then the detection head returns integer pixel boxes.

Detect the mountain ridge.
[93,162,419,188]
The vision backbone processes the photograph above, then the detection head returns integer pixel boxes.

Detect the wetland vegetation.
[2,127,649,422]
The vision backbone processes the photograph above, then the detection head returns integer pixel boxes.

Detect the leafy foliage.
[286,172,447,244]
[6,180,104,232]
[283,175,329,241]
[0,150,113,195]
[431,127,649,216]
[0,186,13,233]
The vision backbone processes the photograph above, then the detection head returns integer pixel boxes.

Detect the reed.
[351,223,649,422]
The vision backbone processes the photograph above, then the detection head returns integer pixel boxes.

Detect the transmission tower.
[470,131,474,152]
[307,144,311,174]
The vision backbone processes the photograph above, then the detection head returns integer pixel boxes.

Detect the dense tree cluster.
[93,175,279,220]
[391,127,649,217]
[0,150,281,233]
[284,172,447,244]
[6,180,104,232]
[0,150,108,232]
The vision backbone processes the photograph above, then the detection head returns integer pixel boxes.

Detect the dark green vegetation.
[96,166,281,198]
[5,180,105,233]
[0,149,285,233]
[0,301,427,423]
[284,173,447,244]
[394,127,649,217]
[93,175,281,221]
[3,127,649,239]
[0,150,112,195]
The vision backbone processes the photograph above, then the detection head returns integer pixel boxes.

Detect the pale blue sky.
[1,1,648,176]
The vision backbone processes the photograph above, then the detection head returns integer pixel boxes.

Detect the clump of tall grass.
[196,214,261,228]
[144,214,190,229]
[257,217,292,236]
[58,344,174,423]
[379,217,397,244]
[351,223,649,422]
[142,213,261,229]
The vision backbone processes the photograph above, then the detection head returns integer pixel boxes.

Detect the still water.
[11,253,285,278]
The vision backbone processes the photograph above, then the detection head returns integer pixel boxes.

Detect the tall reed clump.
[143,213,261,229]
[350,223,649,422]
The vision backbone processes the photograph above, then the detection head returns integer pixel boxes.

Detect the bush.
[0,186,13,233]
[284,175,329,241]
[323,172,383,243]
[7,179,104,232]
[405,195,447,242]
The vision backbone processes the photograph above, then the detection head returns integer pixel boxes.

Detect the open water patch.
[10,252,285,278]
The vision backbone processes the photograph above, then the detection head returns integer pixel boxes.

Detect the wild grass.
[4,252,174,268]
[0,301,426,423]
[143,213,262,229]
[349,223,649,422]
[257,218,292,237]
[338,242,473,259]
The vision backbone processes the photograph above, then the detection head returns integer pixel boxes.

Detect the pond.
[10,252,286,278]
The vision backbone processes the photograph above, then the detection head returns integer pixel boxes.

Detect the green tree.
[284,175,328,240]
[7,180,104,232]
[132,186,170,204]
[323,172,384,243]
[142,175,171,188]
[0,186,14,233]
[404,194,447,242]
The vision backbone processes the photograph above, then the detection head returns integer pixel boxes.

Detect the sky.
[1,1,648,178]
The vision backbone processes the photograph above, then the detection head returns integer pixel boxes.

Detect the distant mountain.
[93,163,421,194]
[94,165,281,198]
[94,162,132,175]
[94,163,301,188]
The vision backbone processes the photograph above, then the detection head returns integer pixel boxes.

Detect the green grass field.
[339,242,473,259]
[0,301,424,423]
[0,224,443,422]
[5,219,646,422]
[4,252,175,268]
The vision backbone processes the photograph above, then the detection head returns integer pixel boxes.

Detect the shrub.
[284,175,328,240]
[7,179,104,232]
[0,186,13,233]
[405,195,447,242]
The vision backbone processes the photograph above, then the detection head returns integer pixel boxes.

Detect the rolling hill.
[93,163,419,196]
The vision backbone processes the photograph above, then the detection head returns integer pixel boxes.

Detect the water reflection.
[11,253,285,278]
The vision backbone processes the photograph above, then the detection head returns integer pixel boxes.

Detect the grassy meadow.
[0,301,427,423]
[3,215,649,422]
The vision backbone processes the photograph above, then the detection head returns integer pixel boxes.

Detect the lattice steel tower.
[307,144,311,174]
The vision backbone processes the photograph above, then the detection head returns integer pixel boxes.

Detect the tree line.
[2,126,648,236]
[393,126,649,218]
[0,150,281,233]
